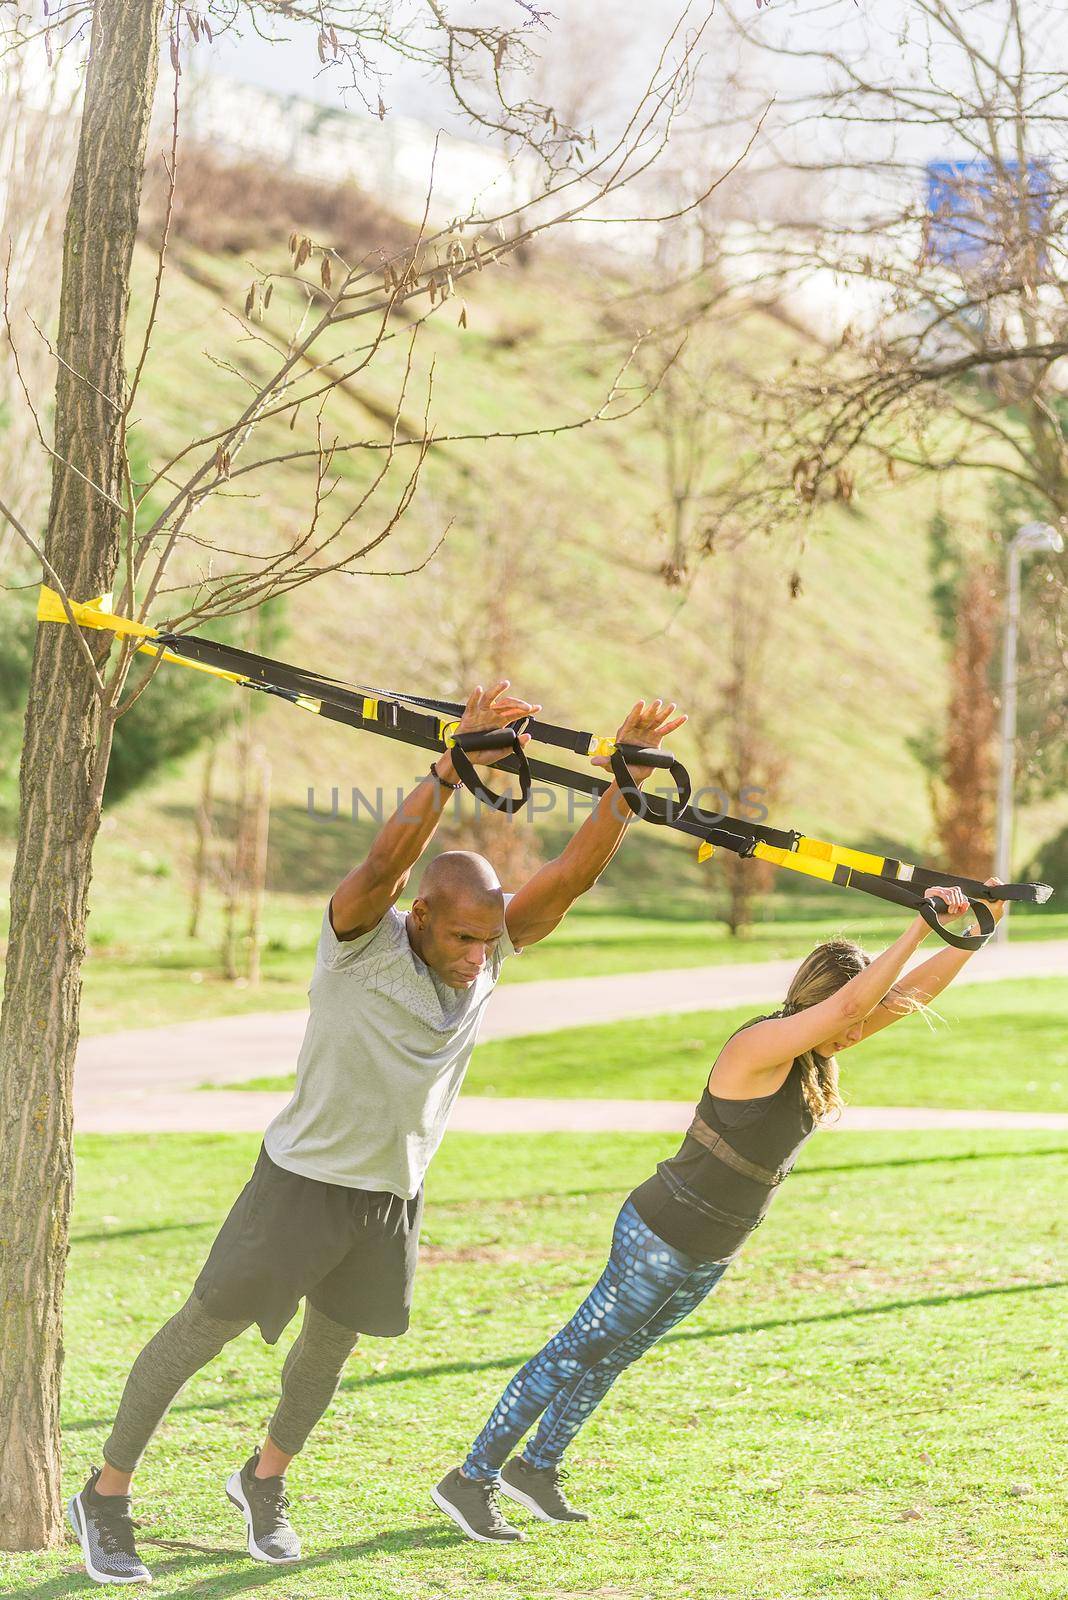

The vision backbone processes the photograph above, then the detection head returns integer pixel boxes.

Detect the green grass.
[229,977,1068,1113]
[3,1130,1065,1598]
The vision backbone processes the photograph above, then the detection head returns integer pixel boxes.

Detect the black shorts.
[194,1144,423,1344]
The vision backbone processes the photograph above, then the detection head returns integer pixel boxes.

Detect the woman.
[431,879,1004,1542]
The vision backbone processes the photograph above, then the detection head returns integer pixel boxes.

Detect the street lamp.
[994,520,1065,941]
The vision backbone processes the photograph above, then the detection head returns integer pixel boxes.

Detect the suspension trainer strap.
[610,743,692,821]
[35,586,1053,948]
[448,722,533,814]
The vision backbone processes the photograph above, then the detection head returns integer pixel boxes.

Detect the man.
[69,680,686,1584]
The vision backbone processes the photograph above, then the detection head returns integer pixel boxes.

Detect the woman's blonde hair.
[737,937,935,1124]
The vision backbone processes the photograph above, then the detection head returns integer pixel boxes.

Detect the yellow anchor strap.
[36,586,250,685]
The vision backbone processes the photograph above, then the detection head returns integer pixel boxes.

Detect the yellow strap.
[700,829,905,883]
[698,836,840,886]
[362,696,379,719]
[755,843,838,883]
[796,834,887,876]
[37,584,159,640]
[39,585,252,688]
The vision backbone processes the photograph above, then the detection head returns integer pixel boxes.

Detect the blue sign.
[925,159,1051,269]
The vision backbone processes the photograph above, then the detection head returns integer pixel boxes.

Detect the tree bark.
[246,745,271,985]
[189,739,218,940]
[0,0,164,1550]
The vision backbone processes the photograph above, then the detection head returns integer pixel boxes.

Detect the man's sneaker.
[225,1449,301,1564]
[499,1457,590,1524]
[431,1466,525,1543]
[68,1467,152,1585]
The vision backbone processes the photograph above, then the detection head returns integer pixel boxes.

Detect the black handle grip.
[918,895,997,950]
[453,727,521,753]
[610,745,692,823]
[448,721,532,814]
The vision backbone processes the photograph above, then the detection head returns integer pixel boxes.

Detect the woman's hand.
[591,698,688,783]
[973,875,1007,924]
[921,878,1005,936]
[922,883,971,921]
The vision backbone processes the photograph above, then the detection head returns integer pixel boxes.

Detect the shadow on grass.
[64,1275,1066,1439]
[432,1144,1068,1211]
[20,1522,460,1600]
[792,1143,1068,1179]
[72,1221,216,1246]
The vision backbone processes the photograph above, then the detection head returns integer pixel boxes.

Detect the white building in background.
[172,69,535,230]
[158,70,905,336]
[163,69,692,267]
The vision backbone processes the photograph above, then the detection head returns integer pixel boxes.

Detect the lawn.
[229,977,1068,1114]
[69,899,1068,1037]
[3,1130,1065,1599]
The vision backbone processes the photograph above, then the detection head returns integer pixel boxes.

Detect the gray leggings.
[103,1293,359,1472]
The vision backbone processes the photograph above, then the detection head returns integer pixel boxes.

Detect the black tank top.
[629,1059,816,1263]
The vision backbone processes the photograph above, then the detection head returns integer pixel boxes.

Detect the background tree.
[693,0,1068,804]
[681,557,786,935]
[907,513,1000,877]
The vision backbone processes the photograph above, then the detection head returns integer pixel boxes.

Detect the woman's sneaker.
[431,1467,524,1542]
[68,1467,152,1584]
[225,1449,301,1564]
[499,1457,590,1524]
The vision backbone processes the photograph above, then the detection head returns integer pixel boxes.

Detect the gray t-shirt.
[263,895,520,1197]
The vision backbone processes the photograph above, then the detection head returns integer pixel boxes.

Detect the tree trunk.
[246,746,271,985]
[189,739,218,940]
[223,699,253,981]
[933,561,999,878]
[0,0,164,1550]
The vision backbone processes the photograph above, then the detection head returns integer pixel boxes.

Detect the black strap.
[917,895,998,951]
[609,743,692,822]
[447,722,533,814]
[826,864,998,951]
[149,627,1051,944]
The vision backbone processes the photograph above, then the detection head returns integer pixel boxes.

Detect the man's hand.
[591,698,687,785]
[436,680,541,783]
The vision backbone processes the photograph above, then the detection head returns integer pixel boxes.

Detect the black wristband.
[429,761,461,791]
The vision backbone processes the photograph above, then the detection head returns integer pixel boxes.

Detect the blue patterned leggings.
[463,1198,731,1481]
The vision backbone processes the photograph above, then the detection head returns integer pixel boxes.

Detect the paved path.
[73,938,1065,1134]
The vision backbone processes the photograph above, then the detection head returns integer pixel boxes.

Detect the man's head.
[408,851,505,989]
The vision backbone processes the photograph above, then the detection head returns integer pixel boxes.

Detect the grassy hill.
[1,174,1063,1008]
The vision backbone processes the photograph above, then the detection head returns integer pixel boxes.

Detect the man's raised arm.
[504,698,687,950]
[330,681,540,939]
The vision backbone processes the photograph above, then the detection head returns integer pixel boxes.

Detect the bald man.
[70,682,685,1585]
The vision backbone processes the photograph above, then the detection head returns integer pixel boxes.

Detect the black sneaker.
[431,1466,525,1543]
[499,1457,590,1524]
[225,1449,301,1564]
[68,1467,152,1585]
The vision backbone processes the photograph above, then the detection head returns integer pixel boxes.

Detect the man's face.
[413,893,505,989]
